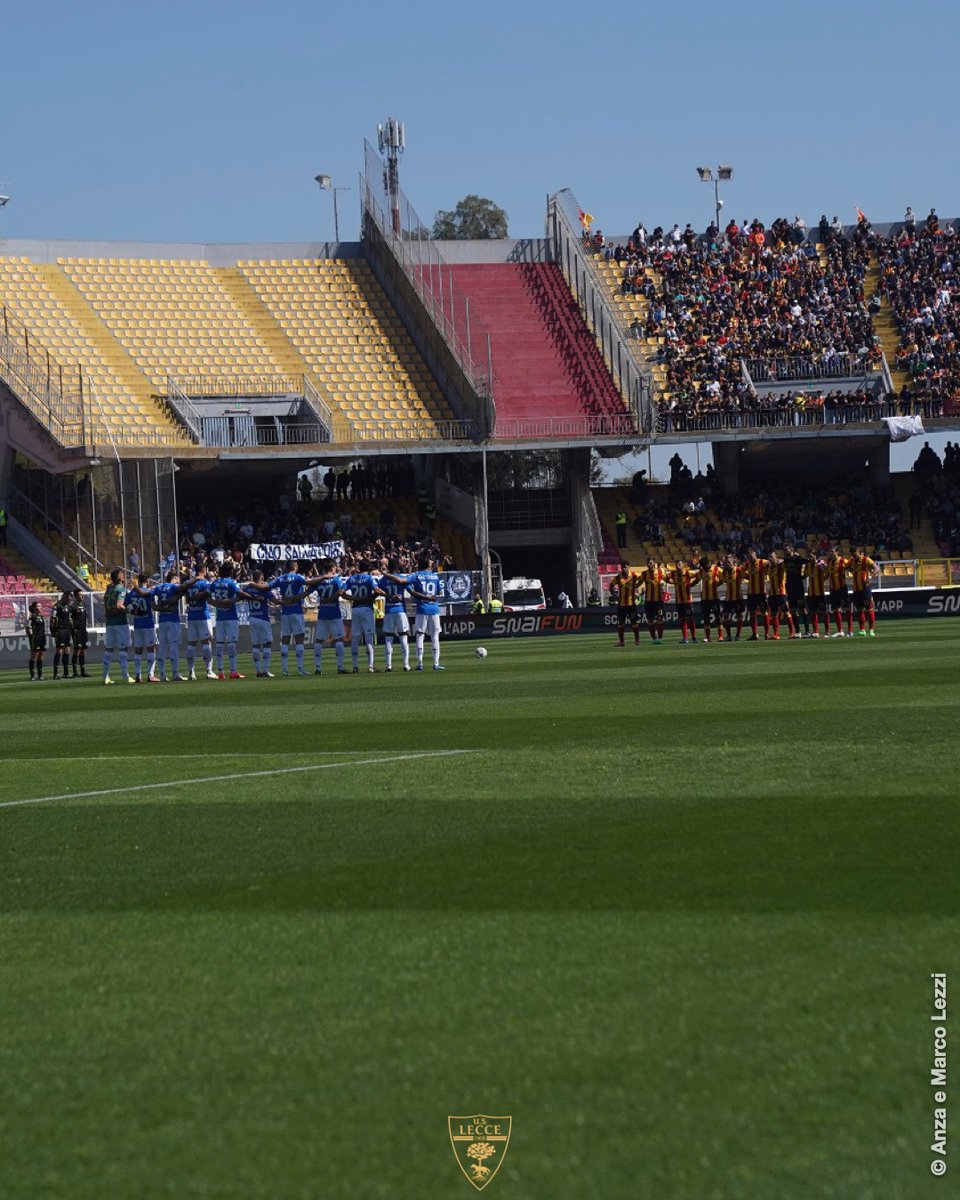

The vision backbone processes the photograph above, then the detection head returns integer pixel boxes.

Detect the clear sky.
[1,0,958,245]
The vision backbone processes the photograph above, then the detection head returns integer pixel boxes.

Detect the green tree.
[432,194,508,240]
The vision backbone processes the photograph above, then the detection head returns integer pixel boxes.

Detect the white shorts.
[280,612,306,638]
[215,618,239,645]
[383,610,410,636]
[316,616,345,642]
[104,624,131,651]
[351,606,376,642]
[157,622,182,656]
[249,617,273,647]
[132,626,157,651]
[414,612,441,636]
[187,618,213,643]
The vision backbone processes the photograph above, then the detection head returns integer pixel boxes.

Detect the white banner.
[883,415,924,442]
[248,541,345,563]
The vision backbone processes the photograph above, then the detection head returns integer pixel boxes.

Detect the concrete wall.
[0,239,363,264]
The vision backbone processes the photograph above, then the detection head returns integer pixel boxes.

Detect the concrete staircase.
[216,268,312,379]
[865,258,909,392]
[38,265,178,431]
[446,262,629,426]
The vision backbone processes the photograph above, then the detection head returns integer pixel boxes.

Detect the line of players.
[611,547,880,646]
[93,554,447,684]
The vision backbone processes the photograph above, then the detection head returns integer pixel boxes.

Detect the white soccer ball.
[475,646,488,659]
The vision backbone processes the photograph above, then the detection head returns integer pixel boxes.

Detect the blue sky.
[2,0,958,244]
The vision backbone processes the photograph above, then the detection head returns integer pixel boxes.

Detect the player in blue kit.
[246,569,277,678]
[408,554,445,671]
[378,557,411,672]
[151,570,193,682]
[268,559,309,676]
[185,569,218,681]
[344,559,384,673]
[306,558,347,675]
[125,574,159,683]
[209,561,255,679]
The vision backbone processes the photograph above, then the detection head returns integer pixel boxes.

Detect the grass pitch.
[1,621,958,1199]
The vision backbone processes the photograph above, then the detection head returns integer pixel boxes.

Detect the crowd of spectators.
[878,213,960,414]
[625,455,914,558]
[172,463,460,584]
[591,208,960,431]
[915,440,960,555]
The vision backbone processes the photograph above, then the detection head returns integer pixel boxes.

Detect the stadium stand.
[590,219,889,429]
[237,259,455,436]
[58,257,288,389]
[0,257,189,445]
[445,262,634,429]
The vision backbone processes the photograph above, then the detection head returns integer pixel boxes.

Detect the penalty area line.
[0,749,479,811]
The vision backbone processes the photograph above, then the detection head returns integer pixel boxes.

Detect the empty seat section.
[237,259,452,436]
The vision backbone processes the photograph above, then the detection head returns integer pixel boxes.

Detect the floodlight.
[718,165,733,180]
[696,167,712,182]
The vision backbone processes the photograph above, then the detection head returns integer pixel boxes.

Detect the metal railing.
[0,304,87,448]
[492,414,638,440]
[743,353,881,383]
[7,483,110,579]
[655,399,919,435]
[548,189,654,436]
[165,377,203,441]
[362,141,495,424]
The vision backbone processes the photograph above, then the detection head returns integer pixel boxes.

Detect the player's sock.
[400,634,409,668]
[633,627,640,645]
[858,611,865,631]
[366,639,375,671]
[786,614,795,637]
[313,641,322,669]
[431,632,441,667]
[846,614,853,635]
[751,616,758,637]
[101,650,112,680]
[280,643,289,672]
[228,644,238,674]
[251,646,260,673]
[295,643,305,672]
[385,636,393,669]
[835,612,843,635]
[263,646,272,672]
[171,651,180,678]
[351,641,359,669]
[868,609,876,631]
[688,617,697,639]
[415,632,425,665]
[763,614,771,637]
[71,650,78,673]
[617,623,625,646]
[133,652,142,679]
[723,622,731,640]
[202,644,213,669]
[118,650,129,679]
[29,658,35,679]
[52,651,60,677]
[657,623,665,640]
[812,614,819,635]
[335,640,345,670]
[186,645,196,672]
[216,646,225,673]
[36,658,43,680]
[736,617,743,638]
[78,650,86,674]
[772,616,779,638]
[648,625,656,641]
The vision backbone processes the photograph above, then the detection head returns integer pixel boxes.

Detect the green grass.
[1,621,958,1199]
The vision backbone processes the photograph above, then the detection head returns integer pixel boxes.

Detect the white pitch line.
[0,749,477,810]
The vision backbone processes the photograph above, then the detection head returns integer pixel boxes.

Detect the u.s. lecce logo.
[448,1115,512,1190]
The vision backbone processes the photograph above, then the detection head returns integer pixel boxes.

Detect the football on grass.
[475,646,488,659]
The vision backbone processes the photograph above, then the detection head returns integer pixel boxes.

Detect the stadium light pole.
[696,165,733,231]
[315,174,349,243]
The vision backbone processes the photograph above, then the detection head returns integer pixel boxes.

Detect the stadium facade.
[1,144,958,603]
